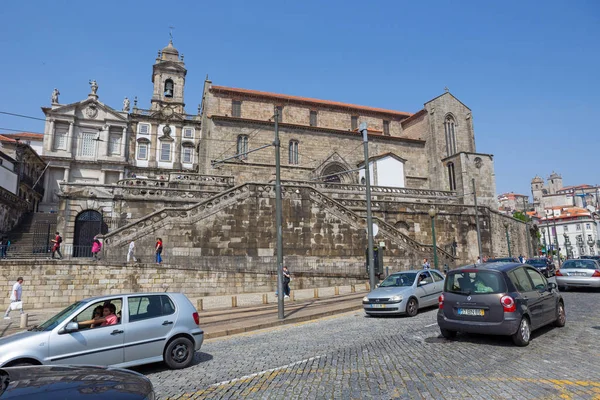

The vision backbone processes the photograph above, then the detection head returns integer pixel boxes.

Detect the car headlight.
[389,295,403,302]
[362,296,369,302]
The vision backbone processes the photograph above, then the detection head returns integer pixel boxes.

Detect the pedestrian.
[127,240,137,263]
[4,277,24,320]
[155,237,163,265]
[518,254,525,263]
[51,231,63,259]
[476,256,482,264]
[0,238,7,259]
[422,258,430,269]
[91,237,102,260]
[283,266,291,299]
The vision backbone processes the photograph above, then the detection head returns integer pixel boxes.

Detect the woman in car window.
[90,305,104,328]
[79,304,118,328]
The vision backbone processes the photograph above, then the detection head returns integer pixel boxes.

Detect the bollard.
[291,291,295,301]
[314,288,319,298]
[262,294,268,304]
[197,299,203,311]
[232,296,238,308]
[20,313,28,329]
[365,282,370,291]
[334,286,340,295]
[351,284,356,293]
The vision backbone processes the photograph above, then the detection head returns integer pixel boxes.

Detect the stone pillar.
[120,127,127,159]
[119,171,124,180]
[149,124,158,168]
[63,167,70,182]
[66,122,74,155]
[47,119,55,152]
[100,170,106,184]
[105,124,111,156]
[42,168,51,202]
[173,126,182,170]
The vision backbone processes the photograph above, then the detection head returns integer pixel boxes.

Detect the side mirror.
[375,284,380,288]
[419,280,427,286]
[548,282,557,291]
[64,322,79,333]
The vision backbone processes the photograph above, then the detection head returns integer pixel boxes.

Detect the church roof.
[531,176,544,183]
[357,152,407,167]
[162,40,179,55]
[210,86,413,117]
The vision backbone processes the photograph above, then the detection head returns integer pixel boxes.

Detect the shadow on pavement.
[363,305,439,318]
[130,351,214,374]
[425,323,562,347]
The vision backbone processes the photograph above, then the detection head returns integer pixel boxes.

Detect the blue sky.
[1,1,598,197]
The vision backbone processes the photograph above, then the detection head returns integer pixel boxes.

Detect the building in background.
[531,172,599,215]
[2,132,44,156]
[498,192,529,215]
[538,206,598,258]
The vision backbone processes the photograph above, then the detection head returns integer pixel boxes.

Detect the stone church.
[38,39,529,276]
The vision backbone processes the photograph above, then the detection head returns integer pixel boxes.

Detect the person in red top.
[78,303,118,328]
[155,237,163,265]
[51,232,63,259]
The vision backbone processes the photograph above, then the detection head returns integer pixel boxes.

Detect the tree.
[512,211,527,222]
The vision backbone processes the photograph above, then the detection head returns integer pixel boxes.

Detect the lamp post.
[503,221,512,258]
[563,233,572,259]
[428,206,439,270]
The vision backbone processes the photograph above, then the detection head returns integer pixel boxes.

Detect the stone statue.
[89,80,98,95]
[123,97,130,112]
[51,88,60,104]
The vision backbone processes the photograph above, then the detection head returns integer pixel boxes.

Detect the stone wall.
[0,260,366,311]
[0,187,28,235]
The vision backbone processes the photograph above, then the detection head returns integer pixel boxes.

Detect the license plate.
[370,304,386,308]
[570,272,587,276]
[458,308,484,316]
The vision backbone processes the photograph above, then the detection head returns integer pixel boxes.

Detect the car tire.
[164,337,195,369]
[512,317,531,347]
[6,361,35,367]
[440,328,457,339]
[406,298,418,317]
[554,302,566,327]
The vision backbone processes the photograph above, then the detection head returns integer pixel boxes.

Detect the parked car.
[526,258,555,278]
[0,365,154,399]
[437,263,565,346]
[556,259,600,290]
[0,293,204,369]
[580,255,600,261]
[363,269,445,317]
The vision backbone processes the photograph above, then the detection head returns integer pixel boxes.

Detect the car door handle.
[162,321,173,326]
[111,329,124,335]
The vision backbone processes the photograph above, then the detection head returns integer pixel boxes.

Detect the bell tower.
[151,39,187,114]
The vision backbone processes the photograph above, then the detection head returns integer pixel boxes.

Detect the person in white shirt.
[4,277,24,319]
[127,240,137,263]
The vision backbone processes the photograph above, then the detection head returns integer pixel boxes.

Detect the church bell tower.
[151,39,187,115]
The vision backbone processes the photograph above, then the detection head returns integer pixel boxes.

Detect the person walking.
[91,237,102,260]
[155,238,163,265]
[476,256,482,264]
[51,232,62,259]
[282,266,291,299]
[422,258,430,269]
[127,240,137,263]
[4,277,24,320]
[0,237,8,259]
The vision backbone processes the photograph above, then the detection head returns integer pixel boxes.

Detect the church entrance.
[73,210,107,258]
[321,163,350,184]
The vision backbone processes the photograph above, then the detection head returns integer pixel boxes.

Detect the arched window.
[447,162,456,191]
[237,135,248,160]
[444,115,457,156]
[288,140,299,165]
[164,79,174,98]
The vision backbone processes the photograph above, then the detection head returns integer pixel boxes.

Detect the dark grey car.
[437,263,565,346]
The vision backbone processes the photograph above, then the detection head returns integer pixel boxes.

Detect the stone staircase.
[3,212,58,258]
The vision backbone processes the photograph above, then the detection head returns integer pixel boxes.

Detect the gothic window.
[164,79,174,98]
[289,140,299,165]
[182,145,193,164]
[160,142,172,162]
[383,120,390,136]
[275,106,283,122]
[444,115,457,156]
[232,100,242,118]
[351,116,359,130]
[310,110,318,127]
[237,135,248,160]
[137,142,148,160]
[78,132,97,157]
[108,134,121,155]
[447,162,456,191]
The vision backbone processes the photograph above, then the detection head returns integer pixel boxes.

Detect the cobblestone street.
[136,289,600,399]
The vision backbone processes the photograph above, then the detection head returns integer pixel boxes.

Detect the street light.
[503,221,512,258]
[428,206,439,270]
[563,233,572,259]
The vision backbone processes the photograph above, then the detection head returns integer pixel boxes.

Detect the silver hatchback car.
[0,292,204,369]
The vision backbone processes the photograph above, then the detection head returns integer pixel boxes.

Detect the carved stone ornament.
[474,157,482,169]
[85,104,99,119]
[162,125,172,136]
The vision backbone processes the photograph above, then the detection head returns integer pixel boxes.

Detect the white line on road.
[424,323,437,328]
[209,355,326,388]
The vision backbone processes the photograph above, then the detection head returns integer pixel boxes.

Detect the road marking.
[424,323,437,328]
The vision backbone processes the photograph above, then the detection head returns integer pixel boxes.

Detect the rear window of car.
[561,260,598,270]
[445,270,507,294]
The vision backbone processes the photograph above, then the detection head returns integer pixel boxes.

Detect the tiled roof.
[0,134,17,143]
[558,184,593,191]
[400,109,427,126]
[498,192,528,200]
[3,132,44,140]
[210,85,413,117]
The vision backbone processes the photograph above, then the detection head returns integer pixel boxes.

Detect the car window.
[444,271,506,294]
[379,272,417,287]
[508,268,534,292]
[129,295,176,322]
[38,301,84,332]
[418,272,434,285]
[561,260,598,270]
[525,268,547,291]
[72,298,123,329]
[431,271,444,282]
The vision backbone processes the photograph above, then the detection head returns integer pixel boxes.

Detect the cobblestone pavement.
[136,289,600,399]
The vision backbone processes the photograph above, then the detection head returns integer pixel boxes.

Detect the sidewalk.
[1,285,368,339]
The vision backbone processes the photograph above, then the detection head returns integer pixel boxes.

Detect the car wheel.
[440,328,457,339]
[554,302,566,327]
[164,337,195,369]
[512,317,531,347]
[406,298,418,317]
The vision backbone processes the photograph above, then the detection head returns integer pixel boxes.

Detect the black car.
[0,365,154,399]
[526,258,555,278]
[437,262,565,346]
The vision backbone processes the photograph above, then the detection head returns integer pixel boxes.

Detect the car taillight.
[438,294,444,309]
[555,270,563,276]
[193,312,199,325]
[592,270,600,277]
[500,295,516,313]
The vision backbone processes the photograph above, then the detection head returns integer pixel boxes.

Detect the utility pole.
[522,197,533,259]
[472,178,483,261]
[552,217,561,267]
[360,122,376,290]
[274,108,284,320]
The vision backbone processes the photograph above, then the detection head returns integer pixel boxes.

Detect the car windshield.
[35,301,84,331]
[527,260,546,266]
[561,260,598,270]
[379,273,417,287]
[445,270,507,294]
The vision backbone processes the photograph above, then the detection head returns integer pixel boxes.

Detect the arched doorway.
[73,210,107,257]
[321,163,350,184]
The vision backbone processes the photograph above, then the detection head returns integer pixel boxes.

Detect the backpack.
[57,236,63,244]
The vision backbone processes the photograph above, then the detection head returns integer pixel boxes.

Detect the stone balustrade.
[283,180,456,199]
